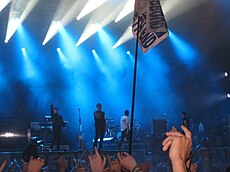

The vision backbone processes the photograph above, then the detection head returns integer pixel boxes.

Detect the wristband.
[132,165,142,172]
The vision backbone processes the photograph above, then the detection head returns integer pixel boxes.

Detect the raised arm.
[50,102,54,116]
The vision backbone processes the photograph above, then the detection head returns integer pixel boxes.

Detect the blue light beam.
[97,27,127,71]
[16,25,39,79]
[21,48,37,79]
[92,49,108,76]
[57,48,70,69]
[169,30,197,68]
[58,25,84,65]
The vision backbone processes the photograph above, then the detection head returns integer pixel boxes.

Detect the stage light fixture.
[92,137,113,142]
[224,72,228,77]
[126,51,130,55]
[0,132,24,138]
[227,93,230,99]
[1,132,14,138]
[21,48,26,52]
[57,48,61,51]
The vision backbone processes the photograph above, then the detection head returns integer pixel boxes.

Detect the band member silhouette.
[50,103,65,150]
[93,103,106,150]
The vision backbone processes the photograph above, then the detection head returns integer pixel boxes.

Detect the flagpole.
[129,15,140,155]
[128,0,169,155]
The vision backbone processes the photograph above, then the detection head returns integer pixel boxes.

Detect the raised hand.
[88,147,106,172]
[117,152,138,172]
[0,161,6,172]
[28,156,45,172]
[107,156,121,172]
[162,125,192,172]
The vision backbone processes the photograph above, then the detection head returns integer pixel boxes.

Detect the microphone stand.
[77,108,83,149]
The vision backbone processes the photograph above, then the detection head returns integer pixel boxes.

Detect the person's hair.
[96,103,101,107]
[124,110,129,116]
[54,107,59,110]
[181,112,186,115]
[21,141,39,163]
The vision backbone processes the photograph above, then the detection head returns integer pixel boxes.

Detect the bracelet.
[132,165,142,172]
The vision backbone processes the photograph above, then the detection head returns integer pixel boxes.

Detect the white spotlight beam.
[4,0,39,43]
[4,18,21,43]
[42,0,67,45]
[61,0,86,25]
[163,0,208,21]
[42,0,84,45]
[113,26,133,49]
[42,21,61,45]
[77,0,108,20]
[0,0,12,12]
[76,23,100,47]
[20,0,39,21]
[114,0,134,23]
[76,1,124,47]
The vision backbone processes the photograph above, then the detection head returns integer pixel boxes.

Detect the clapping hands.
[162,125,192,172]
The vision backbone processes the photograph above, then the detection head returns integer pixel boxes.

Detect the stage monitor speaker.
[152,119,168,137]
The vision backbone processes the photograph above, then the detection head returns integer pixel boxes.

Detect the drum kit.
[105,118,119,138]
[105,117,141,140]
